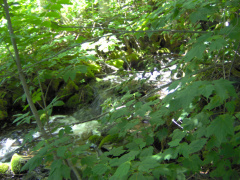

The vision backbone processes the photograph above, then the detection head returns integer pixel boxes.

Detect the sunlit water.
[0,56,179,163]
[0,138,22,162]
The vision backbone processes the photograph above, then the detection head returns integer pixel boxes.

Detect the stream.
[0,54,179,179]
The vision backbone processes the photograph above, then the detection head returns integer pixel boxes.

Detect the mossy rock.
[109,50,127,59]
[75,72,86,84]
[65,80,79,92]
[89,135,103,144]
[125,52,139,62]
[51,78,61,91]
[106,59,124,69]
[0,163,9,174]
[99,134,123,148]
[66,94,81,108]
[57,80,79,97]
[10,153,24,174]
[82,84,94,103]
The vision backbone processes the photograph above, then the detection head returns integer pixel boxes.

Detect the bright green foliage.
[1,0,240,179]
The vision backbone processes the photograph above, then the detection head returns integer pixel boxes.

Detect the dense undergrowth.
[0,0,240,179]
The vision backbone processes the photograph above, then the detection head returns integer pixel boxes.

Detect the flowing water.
[0,54,180,179]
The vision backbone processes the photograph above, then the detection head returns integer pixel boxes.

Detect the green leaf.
[228,26,240,40]
[177,142,189,158]
[120,151,139,162]
[171,129,187,141]
[134,138,146,149]
[204,95,222,110]
[135,102,153,117]
[207,114,234,143]
[130,173,154,180]
[188,138,207,154]
[76,65,88,73]
[184,44,206,62]
[53,100,64,106]
[12,112,30,124]
[21,155,42,171]
[110,107,129,121]
[198,82,214,98]
[150,108,167,126]
[63,69,77,82]
[49,4,63,11]
[213,79,237,100]
[81,155,98,166]
[58,0,73,4]
[190,11,203,23]
[155,128,168,141]
[32,141,46,151]
[105,147,126,157]
[92,164,109,176]
[138,157,159,172]
[162,148,178,160]
[209,38,227,51]
[139,147,154,160]
[225,101,236,114]
[112,162,130,179]
[57,146,67,158]
[181,154,202,172]
[60,164,71,179]
[46,12,61,18]
[168,138,182,147]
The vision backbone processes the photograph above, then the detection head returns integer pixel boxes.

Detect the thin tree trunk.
[3,0,49,139]
[3,1,82,179]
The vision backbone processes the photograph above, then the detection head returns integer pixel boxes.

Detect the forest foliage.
[0,0,240,179]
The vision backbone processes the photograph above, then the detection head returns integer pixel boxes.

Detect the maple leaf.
[207,114,234,143]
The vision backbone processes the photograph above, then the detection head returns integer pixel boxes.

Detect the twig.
[53,22,210,34]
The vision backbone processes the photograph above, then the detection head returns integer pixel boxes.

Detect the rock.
[10,153,24,174]
[0,163,9,174]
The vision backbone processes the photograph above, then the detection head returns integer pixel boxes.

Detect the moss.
[146,94,160,102]
[64,84,94,109]
[75,72,86,83]
[65,80,79,92]
[82,84,94,103]
[0,99,7,109]
[125,52,139,62]
[0,163,9,174]
[51,78,61,91]
[89,135,103,144]
[109,50,127,59]
[99,134,123,148]
[0,110,8,120]
[66,94,80,108]
[106,59,124,69]
[57,79,79,97]
[11,153,23,174]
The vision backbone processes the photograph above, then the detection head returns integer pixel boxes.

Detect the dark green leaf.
[57,146,67,157]
[111,162,130,179]
[188,138,207,154]
[138,157,159,172]
[207,114,234,143]
[92,164,109,176]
